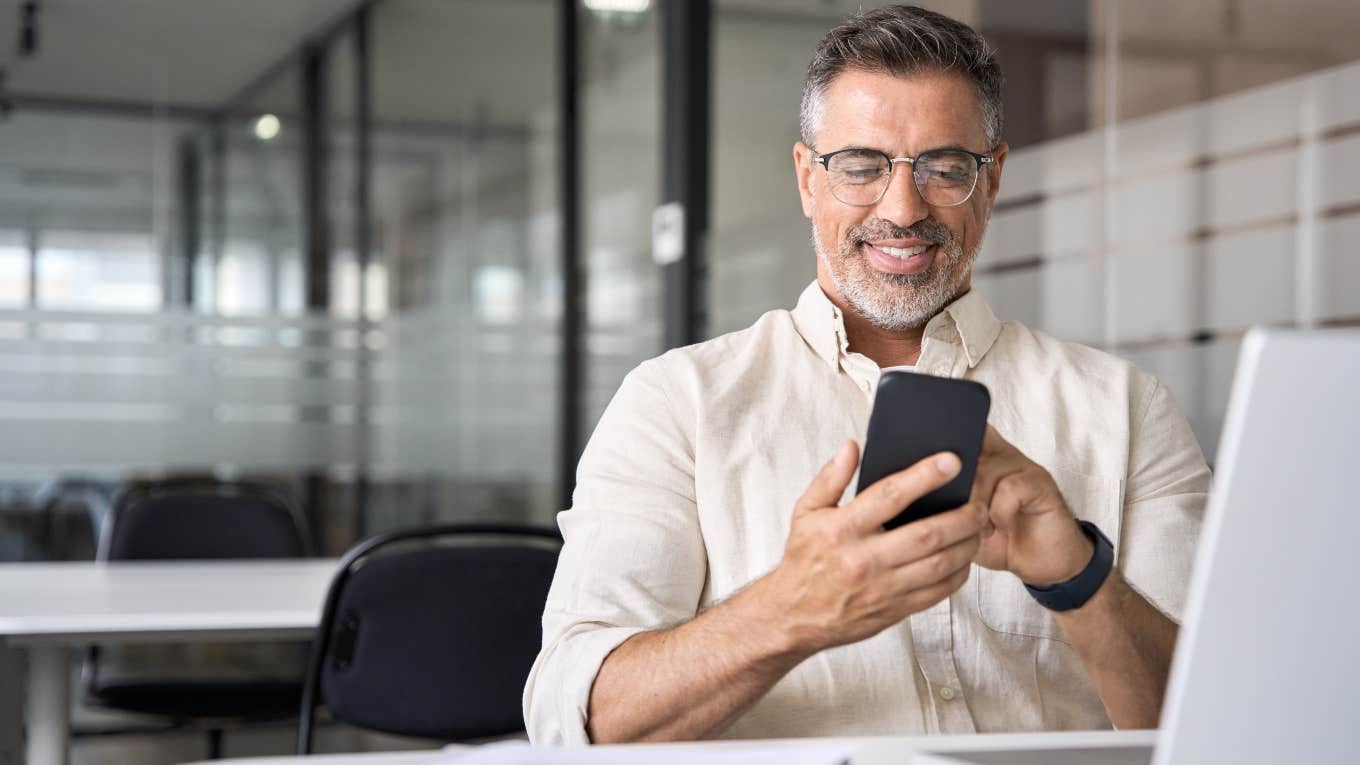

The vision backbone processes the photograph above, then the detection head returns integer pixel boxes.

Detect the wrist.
[739,573,824,663]
[1046,522,1098,586]
[1024,520,1115,612]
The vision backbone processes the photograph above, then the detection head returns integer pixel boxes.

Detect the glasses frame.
[812,147,995,208]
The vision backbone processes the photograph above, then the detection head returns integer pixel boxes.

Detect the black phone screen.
[855,372,991,530]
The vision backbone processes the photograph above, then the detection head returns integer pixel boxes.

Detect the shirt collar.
[791,280,1002,371]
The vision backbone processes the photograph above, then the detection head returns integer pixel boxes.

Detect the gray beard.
[813,222,980,332]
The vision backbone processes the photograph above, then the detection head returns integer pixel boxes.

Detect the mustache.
[846,218,953,247]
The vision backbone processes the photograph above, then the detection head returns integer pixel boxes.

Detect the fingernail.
[935,452,960,475]
[835,440,853,465]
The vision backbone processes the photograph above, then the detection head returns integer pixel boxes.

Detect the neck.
[817,272,929,368]
[842,308,927,367]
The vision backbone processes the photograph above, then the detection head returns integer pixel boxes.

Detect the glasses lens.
[825,150,890,206]
[912,150,979,206]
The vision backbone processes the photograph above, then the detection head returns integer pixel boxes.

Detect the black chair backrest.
[101,480,307,561]
[297,524,561,753]
[85,479,311,699]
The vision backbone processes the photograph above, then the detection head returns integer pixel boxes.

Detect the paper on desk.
[439,739,854,765]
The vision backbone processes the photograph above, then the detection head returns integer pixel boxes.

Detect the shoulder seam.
[644,355,699,470]
[1134,374,1160,434]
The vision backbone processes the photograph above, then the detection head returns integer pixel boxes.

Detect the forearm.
[1053,569,1178,729]
[585,577,810,743]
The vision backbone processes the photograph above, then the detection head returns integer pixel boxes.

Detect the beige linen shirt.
[524,282,1209,744]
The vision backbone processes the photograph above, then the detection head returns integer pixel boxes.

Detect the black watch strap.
[1024,520,1114,612]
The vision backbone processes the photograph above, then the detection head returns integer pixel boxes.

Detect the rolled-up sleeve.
[523,357,707,745]
[1118,377,1211,623]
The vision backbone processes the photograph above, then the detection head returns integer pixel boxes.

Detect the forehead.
[818,69,989,153]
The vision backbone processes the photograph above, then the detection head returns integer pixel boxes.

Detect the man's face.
[794,69,1007,331]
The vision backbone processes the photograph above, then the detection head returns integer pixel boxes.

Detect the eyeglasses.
[812,147,994,208]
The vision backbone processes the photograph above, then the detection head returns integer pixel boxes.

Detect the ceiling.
[0,0,363,108]
[2,0,1354,126]
[0,0,1068,115]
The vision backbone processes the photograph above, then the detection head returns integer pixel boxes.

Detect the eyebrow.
[826,144,984,157]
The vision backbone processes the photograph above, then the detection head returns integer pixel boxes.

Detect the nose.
[872,162,931,229]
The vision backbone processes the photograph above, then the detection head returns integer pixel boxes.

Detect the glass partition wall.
[0,104,186,561]
[0,0,561,563]
[580,3,664,436]
[186,0,566,544]
[366,0,561,533]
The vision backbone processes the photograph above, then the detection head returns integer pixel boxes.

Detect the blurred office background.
[0,0,1356,759]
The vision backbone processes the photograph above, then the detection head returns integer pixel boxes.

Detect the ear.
[794,141,816,219]
[982,141,1008,214]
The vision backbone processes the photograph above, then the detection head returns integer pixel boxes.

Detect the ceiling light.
[253,114,281,141]
[583,0,650,13]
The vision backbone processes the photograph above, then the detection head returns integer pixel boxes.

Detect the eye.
[929,168,969,181]
[843,166,883,179]
[918,153,973,183]
[828,151,887,182]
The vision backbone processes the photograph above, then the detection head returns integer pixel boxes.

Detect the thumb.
[797,440,859,512]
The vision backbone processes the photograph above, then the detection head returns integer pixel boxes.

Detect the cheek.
[944,207,986,248]
[814,208,867,246]
[968,195,994,235]
[810,209,839,243]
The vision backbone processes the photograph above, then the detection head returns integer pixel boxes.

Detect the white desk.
[181,730,1160,765]
[0,559,337,765]
[184,752,445,765]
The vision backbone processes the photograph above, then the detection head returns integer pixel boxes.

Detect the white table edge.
[2,624,317,645]
[178,730,1163,765]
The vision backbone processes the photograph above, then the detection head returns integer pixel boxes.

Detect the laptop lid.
[1154,328,1360,765]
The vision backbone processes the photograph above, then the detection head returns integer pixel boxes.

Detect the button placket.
[839,352,879,399]
[908,598,977,734]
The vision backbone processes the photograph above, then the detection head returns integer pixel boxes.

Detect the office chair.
[84,477,311,759]
[296,523,561,754]
[32,476,111,560]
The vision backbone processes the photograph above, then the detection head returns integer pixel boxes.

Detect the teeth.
[876,244,929,259]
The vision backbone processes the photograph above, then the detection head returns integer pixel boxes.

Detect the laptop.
[908,327,1360,765]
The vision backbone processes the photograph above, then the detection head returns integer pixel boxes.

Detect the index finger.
[795,439,860,513]
[851,451,961,530]
[981,424,1019,457]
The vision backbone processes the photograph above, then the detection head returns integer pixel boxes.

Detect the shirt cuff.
[527,624,648,745]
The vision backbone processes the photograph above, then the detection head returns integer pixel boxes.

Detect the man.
[525,5,1208,745]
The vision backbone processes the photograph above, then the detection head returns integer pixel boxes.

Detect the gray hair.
[799,5,1003,150]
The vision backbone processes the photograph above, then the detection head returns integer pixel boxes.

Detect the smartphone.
[856,371,991,530]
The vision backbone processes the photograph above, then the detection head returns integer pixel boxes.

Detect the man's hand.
[965,425,1185,730]
[584,439,983,743]
[760,440,983,654]
[970,425,1095,586]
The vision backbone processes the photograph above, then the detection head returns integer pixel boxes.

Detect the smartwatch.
[1023,520,1114,612]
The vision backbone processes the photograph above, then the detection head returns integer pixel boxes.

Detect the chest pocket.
[975,466,1124,641]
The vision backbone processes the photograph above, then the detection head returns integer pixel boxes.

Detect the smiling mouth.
[861,241,938,276]
[874,244,930,259]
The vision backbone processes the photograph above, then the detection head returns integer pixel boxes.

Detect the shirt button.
[938,686,957,701]
[860,380,871,391]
